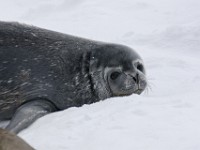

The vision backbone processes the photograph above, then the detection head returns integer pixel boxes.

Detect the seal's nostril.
[132,73,139,83]
[136,73,139,84]
[132,77,137,82]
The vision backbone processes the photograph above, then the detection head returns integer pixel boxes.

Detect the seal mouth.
[121,87,143,95]
[134,89,143,94]
[121,87,134,92]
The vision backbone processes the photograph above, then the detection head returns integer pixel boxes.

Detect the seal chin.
[117,86,144,96]
[134,89,144,95]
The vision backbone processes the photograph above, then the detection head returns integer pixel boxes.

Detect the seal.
[0,21,147,133]
[0,128,34,150]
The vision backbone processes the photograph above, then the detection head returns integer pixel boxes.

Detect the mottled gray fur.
[0,21,146,133]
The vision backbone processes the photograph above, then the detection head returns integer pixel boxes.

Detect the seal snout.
[106,68,146,96]
[127,73,147,95]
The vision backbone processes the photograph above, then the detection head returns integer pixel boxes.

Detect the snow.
[1,0,200,149]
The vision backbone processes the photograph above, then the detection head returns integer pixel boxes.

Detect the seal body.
[0,128,34,150]
[0,22,99,118]
[0,22,147,133]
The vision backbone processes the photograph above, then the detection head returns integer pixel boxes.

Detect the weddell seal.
[0,21,147,133]
[0,128,34,150]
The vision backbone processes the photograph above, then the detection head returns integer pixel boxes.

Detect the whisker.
[142,76,154,95]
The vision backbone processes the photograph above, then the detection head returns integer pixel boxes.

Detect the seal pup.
[0,21,147,133]
[0,128,34,150]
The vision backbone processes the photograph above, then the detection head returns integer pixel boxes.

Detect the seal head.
[90,44,147,99]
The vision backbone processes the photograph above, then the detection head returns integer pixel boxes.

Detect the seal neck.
[88,51,112,101]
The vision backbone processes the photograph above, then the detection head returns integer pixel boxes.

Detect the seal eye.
[137,64,144,72]
[110,71,121,80]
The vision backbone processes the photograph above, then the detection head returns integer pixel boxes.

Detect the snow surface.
[1,0,200,149]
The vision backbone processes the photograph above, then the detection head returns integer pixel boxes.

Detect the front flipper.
[6,100,57,134]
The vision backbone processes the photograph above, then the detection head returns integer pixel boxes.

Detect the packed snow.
[1,0,200,150]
